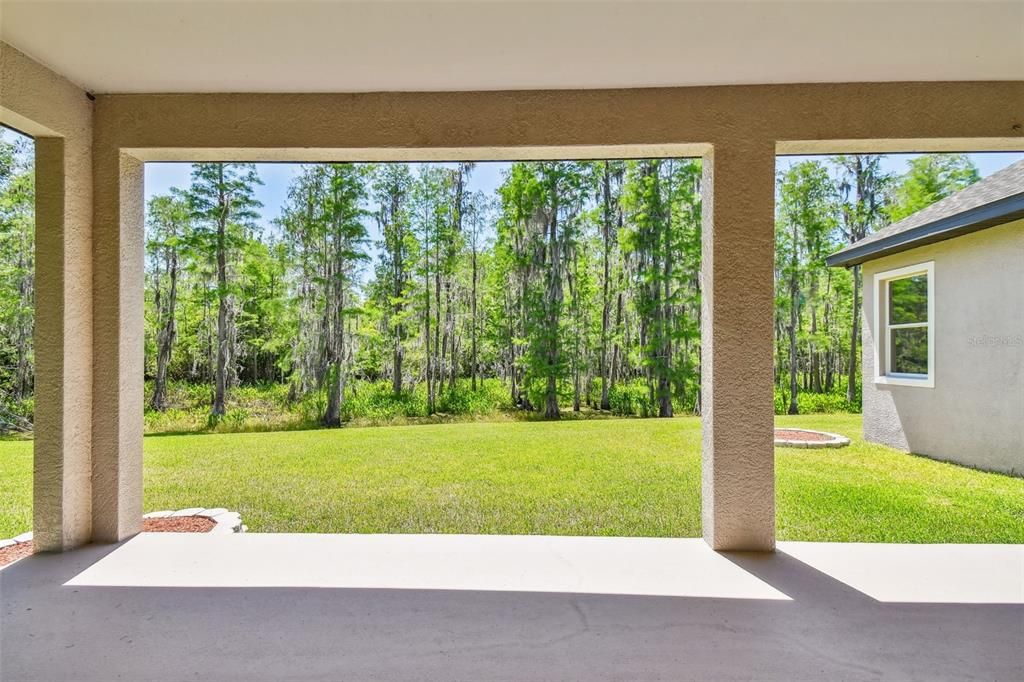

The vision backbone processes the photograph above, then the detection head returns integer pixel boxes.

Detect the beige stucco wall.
[90,82,1021,550]
[0,43,93,550]
[862,220,1024,475]
[3,36,1023,550]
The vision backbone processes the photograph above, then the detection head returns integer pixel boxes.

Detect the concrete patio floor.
[1,534,1022,681]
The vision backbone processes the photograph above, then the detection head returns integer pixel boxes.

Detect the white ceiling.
[1,1,1021,94]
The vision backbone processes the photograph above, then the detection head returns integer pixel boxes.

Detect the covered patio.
[3,535,1022,680]
[1,1,1022,679]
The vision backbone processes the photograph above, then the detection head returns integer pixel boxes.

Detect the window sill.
[875,375,934,388]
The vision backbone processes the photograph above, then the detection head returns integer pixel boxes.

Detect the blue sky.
[143,152,1024,238]
[143,161,510,237]
[776,152,1024,180]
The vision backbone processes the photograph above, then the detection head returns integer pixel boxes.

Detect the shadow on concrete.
[1,540,1021,681]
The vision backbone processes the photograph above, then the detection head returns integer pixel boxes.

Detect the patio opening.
[772,148,1024,542]
[0,124,34,566]
[4,146,1023,557]
[138,155,711,537]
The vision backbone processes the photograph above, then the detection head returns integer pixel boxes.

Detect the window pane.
[889,275,928,324]
[890,327,928,375]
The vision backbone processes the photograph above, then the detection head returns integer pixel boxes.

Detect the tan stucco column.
[2,42,95,551]
[90,149,144,542]
[701,141,776,551]
[32,138,95,551]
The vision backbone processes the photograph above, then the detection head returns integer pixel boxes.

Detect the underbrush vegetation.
[773,387,861,415]
[0,396,33,436]
[143,379,861,434]
[145,379,520,434]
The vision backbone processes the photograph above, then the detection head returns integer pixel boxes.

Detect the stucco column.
[3,42,96,552]
[91,149,144,542]
[32,137,95,551]
[701,141,776,551]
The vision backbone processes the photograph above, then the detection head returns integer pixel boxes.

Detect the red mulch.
[0,516,216,569]
[143,516,216,533]
[774,428,832,442]
[0,541,33,568]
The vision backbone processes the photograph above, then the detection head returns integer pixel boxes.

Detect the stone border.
[143,508,247,534]
[0,530,34,551]
[1,508,245,556]
[1,508,246,550]
[774,428,851,449]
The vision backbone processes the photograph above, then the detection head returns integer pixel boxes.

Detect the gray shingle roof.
[827,158,1024,267]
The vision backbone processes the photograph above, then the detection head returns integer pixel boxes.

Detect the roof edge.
[826,192,1024,268]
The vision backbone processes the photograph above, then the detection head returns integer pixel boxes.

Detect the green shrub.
[608,381,654,416]
[606,380,697,417]
[341,381,428,422]
[774,387,861,415]
[436,379,511,415]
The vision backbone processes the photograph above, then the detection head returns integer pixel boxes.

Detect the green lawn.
[1,414,1022,542]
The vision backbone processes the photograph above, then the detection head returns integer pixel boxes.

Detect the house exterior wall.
[861,219,1024,475]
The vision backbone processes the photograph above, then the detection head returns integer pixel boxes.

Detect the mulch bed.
[143,516,216,533]
[0,541,33,568]
[774,428,832,442]
[0,516,216,569]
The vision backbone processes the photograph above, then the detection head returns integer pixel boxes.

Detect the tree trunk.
[424,210,434,414]
[445,278,456,392]
[847,264,860,404]
[568,244,582,413]
[392,338,403,395]
[471,242,479,391]
[610,286,624,396]
[212,176,230,418]
[544,184,561,419]
[810,288,822,394]
[434,232,442,396]
[323,180,347,428]
[391,193,405,396]
[324,291,345,428]
[599,162,613,410]
[324,366,342,427]
[13,264,31,401]
[151,248,179,411]
[787,223,799,415]
[658,181,674,418]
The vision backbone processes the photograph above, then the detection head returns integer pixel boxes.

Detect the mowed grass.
[141,418,704,537]
[0,438,31,539]
[774,414,1024,542]
[1,414,1022,542]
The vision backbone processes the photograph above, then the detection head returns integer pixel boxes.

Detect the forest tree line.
[145,159,705,425]
[0,134,983,430]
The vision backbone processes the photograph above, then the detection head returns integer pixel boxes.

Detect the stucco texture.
[1,43,94,551]
[700,142,776,550]
[4,35,1024,550]
[862,220,1024,475]
[90,82,1021,552]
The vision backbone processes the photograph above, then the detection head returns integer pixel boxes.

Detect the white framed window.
[873,261,934,388]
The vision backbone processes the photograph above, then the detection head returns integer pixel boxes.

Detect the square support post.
[32,137,95,551]
[3,41,97,552]
[91,150,144,542]
[701,141,776,551]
